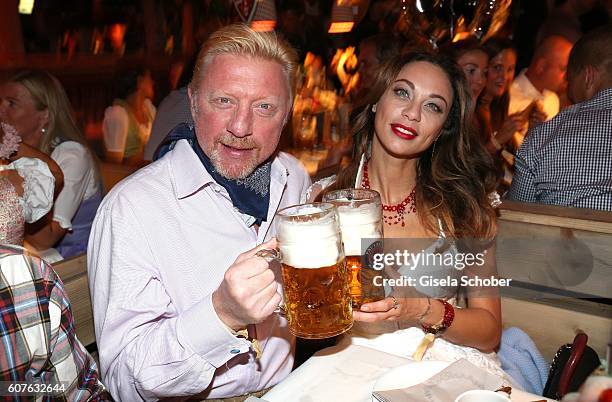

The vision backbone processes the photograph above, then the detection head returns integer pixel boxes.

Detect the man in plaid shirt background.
[0,245,111,401]
[507,24,612,211]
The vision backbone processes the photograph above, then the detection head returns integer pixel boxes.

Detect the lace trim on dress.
[0,176,25,245]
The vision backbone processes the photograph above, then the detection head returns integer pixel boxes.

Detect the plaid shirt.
[507,88,612,211]
[0,245,111,401]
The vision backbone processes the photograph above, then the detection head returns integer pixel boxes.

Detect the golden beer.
[323,189,384,308]
[346,255,385,308]
[276,203,353,339]
[281,259,352,338]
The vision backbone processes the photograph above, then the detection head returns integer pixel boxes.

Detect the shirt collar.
[516,69,546,101]
[270,153,290,187]
[168,139,289,200]
[169,139,215,199]
[586,87,612,108]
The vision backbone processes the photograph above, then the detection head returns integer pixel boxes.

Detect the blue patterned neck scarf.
[154,123,271,225]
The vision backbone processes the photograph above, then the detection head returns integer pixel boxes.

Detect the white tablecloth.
[264,344,554,402]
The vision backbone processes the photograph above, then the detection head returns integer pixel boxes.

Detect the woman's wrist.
[416,297,432,324]
[421,299,455,335]
[417,297,445,326]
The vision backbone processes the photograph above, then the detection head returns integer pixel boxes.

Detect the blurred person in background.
[103,68,156,165]
[508,35,572,148]
[0,122,111,400]
[475,39,526,154]
[443,38,489,103]
[356,33,402,98]
[0,121,56,246]
[144,57,196,161]
[0,245,112,401]
[507,24,612,210]
[0,70,102,261]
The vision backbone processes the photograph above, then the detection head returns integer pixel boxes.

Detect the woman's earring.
[41,127,47,134]
[371,104,377,113]
[432,139,438,155]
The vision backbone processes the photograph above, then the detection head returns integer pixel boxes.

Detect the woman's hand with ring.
[353,294,433,324]
[353,295,407,322]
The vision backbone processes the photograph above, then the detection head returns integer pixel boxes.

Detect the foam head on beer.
[276,204,343,269]
[334,200,382,256]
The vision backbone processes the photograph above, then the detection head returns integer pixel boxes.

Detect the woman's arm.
[354,243,502,352]
[484,113,526,156]
[24,215,67,250]
[0,168,24,195]
[25,142,93,250]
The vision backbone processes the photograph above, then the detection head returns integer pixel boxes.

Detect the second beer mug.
[276,203,353,339]
[323,189,385,308]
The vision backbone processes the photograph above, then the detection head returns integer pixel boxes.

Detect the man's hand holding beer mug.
[212,239,282,331]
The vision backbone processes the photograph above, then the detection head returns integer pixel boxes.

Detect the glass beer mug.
[323,189,385,308]
[275,203,353,339]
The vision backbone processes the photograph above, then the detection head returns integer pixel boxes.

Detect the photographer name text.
[373,275,512,287]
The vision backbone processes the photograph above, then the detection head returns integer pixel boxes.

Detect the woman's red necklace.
[361,160,416,227]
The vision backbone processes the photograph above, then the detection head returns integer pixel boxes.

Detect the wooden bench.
[497,200,612,360]
[53,253,96,347]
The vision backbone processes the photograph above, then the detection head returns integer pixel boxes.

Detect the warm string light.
[250,0,277,32]
[18,0,34,14]
[251,20,276,32]
[330,47,359,95]
[329,22,355,33]
[328,0,354,33]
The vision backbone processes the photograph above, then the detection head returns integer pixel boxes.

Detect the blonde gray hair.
[9,70,100,181]
[9,70,88,154]
[190,23,298,104]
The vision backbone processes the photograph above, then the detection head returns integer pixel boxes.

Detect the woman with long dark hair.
[443,38,489,102]
[476,39,525,154]
[308,51,506,376]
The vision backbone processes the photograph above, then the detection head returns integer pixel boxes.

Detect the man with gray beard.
[87,24,310,401]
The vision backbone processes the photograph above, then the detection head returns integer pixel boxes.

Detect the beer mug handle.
[255,248,286,316]
[255,248,281,262]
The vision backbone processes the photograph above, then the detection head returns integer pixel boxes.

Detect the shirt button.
[213,185,221,193]
[230,348,240,354]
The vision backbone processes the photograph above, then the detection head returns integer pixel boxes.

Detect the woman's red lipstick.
[391,123,418,140]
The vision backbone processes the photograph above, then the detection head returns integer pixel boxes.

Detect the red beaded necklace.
[361,160,416,227]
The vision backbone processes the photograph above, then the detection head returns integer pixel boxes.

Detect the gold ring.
[391,295,399,310]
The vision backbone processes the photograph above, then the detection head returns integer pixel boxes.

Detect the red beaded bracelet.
[421,299,455,335]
